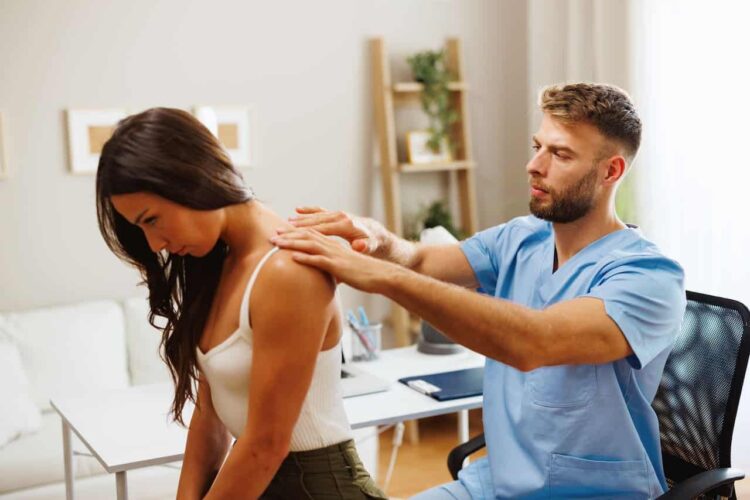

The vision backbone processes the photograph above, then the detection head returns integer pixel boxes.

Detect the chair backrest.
[652,291,750,496]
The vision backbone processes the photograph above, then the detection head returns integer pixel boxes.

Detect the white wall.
[632,0,750,473]
[0,0,530,320]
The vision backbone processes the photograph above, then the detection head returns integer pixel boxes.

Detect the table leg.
[116,471,128,500]
[458,409,470,466]
[458,409,469,443]
[62,420,75,500]
[406,420,420,444]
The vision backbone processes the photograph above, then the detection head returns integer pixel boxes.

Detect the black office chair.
[447,291,750,499]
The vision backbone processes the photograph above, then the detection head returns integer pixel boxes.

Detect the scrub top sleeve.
[585,255,686,369]
[460,224,506,295]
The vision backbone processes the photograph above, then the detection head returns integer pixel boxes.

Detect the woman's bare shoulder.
[249,248,336,319]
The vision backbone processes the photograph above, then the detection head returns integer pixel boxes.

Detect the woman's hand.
[282,206,385,256]
[270,228,396,294]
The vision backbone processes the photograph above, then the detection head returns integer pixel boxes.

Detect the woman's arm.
[176,376,232,500]
[203,251,336,499]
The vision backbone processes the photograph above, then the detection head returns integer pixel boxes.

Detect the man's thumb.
[352,239,369,253]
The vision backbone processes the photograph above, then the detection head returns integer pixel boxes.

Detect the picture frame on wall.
[65,108,127,175]
[406,130,452,164]
[0,111,7,180]
[193,105,257,168]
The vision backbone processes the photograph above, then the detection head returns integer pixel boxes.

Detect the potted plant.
[406,199,465,354]
[407,49,458,154]
[406,199,463,241]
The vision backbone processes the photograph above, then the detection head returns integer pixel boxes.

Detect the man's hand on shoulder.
[271,229,398,294]
[282,206,387,256]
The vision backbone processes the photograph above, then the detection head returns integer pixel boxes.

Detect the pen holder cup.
[351,323,382,361]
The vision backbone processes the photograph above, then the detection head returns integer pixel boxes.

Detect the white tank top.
[196,247,352,451]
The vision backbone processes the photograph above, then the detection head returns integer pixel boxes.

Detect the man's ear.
[603,156,626,185]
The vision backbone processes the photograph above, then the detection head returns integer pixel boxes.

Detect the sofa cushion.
[0,412,106,492]
[4,301,130,411]
[123,298,172,386]
[0,327,42,448]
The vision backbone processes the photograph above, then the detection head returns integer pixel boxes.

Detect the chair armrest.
[447,433,486,480]
[657,467,745,499]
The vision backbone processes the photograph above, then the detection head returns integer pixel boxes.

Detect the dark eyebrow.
[548,145,576,155]
[532,136,577,156]
[133,209,149,225]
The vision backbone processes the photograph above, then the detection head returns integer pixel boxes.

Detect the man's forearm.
[365,218,425,270]
[378,230,421,269]
[375,264,547,371]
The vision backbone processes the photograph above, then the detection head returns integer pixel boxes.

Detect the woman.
[95,108,385,499]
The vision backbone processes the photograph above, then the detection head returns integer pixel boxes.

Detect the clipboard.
[398,366,484,401]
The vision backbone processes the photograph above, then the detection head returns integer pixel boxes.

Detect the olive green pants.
[260,439,387,499]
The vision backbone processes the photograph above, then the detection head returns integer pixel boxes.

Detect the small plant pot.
[417,321,464,355]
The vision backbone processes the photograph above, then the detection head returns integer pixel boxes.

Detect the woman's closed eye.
[143,216,158,227]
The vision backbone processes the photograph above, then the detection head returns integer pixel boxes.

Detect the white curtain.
[527,0,750,470]
[632,0,750,468]
[527,0,637,221]
[527,0,632,127]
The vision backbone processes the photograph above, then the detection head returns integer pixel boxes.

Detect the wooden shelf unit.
[370,37,479,347]
[398,160,475,173]
[391,81,469,93]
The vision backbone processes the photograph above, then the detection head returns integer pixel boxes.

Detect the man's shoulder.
[480,215,551,242]
[508,214,551,233]
[599,229,684,279]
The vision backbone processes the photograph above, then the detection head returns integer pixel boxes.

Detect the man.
[271,83,685,498]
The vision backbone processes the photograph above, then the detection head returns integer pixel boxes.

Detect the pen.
[357,306,370,326]
[346,310,360,328]
[346,315,376,358]
[349,308,377,355]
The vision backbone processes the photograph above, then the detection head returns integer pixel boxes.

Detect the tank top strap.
[238,246,280,331]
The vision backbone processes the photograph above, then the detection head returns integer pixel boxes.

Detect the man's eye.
[531,145,540,152]
[553,152,568,160]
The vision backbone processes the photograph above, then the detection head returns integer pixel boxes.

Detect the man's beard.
[529,165,599,223]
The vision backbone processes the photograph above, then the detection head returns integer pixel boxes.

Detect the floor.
[377,410,485,498]
[376,410,749,499]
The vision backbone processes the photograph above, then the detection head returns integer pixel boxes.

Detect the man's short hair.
[540,83,642,161]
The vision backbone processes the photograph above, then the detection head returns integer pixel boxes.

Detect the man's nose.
[526,151,548,176]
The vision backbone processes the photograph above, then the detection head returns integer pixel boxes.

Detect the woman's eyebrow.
[133,209,149,225]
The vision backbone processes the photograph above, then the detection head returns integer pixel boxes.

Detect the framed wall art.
[194,105,257,168]
[65,108,127,174]
[406,130,452,164]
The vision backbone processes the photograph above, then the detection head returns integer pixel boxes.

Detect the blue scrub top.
[458,216,686,499]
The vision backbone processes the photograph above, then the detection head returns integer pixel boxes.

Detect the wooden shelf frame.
[398,160,475,173]
[391,81,469,93]
[371,37,479,349]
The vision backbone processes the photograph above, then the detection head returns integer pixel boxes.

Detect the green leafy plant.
[407,50,458,154]
[406,200,463,241]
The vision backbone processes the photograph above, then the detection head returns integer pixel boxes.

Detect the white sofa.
[0,298,182,499]
[0,298,378,499]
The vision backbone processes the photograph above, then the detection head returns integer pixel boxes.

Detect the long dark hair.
[96,107,253,425]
